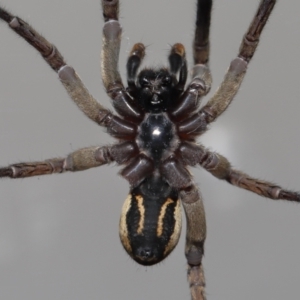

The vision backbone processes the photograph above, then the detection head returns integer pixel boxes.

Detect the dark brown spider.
[0,0,299,299]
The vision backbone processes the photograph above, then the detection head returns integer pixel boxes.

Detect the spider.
[0,0,299,299]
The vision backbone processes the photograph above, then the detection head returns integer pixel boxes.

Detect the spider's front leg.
[200,0,276,124]
[101,0,122,91]
[190,0,213,98]
[101,0,143,121]
[169,0,212,131]
[0,4,140,130]
[193,0,212,66]
[0,7,107,125]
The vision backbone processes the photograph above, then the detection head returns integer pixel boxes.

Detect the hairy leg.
[189,0,213,106]
[200,0,276,124]
[0,7,109,125]
[0,147,107,178]
[169,0,213,133]
[0,146,116,179]
[101,0,144,120]
[101,0,123,92]
[193,0,212,66]
[0,141,140,179]
[180,185,207,300]
[178,142,300,202]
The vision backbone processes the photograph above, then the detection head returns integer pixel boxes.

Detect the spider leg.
[178,142,300,202]
[194,0,212,66]
[0,7,109,126]
[0,142,138,179]
[101,0,122,92]
[0,8,64,72]
[187,0,213,100]
[168,44,210,122]
[170,0,213,124]
[0,146,110,179]
[180,185,206,300]
[200,0,276,124]
[0,5,142,130]
[160,157,207,299]
[101,0,144,120]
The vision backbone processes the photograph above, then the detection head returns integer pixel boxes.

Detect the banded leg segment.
[0,146,114,179]
[169,0,213,127]
[0,7,109,126]
[0,7,64,71]
[227,169,300,202]
[179,142,300,202]
[0,5,141,130]
[101,1,144,120]
[239,0,276,62]
[193,0,212,65]
[101,0,123,92]
[202,151,300,202]
[0,141,140,179]
[180,185,206,300]
[200,0,277,124]
[187,0,213,116]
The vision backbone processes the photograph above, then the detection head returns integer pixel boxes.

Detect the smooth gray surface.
[0,1,299,299]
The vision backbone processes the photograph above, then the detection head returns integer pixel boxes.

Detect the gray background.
[0,0,300,299]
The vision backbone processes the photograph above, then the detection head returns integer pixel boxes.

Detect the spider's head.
[119,176,182,266]
[136,68,177,113]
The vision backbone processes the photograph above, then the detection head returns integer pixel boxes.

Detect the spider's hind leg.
[160,158,207,299]
[180,185,207,300]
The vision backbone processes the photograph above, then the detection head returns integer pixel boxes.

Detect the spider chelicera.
[0,0,299,299]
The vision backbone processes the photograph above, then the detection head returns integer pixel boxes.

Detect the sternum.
[136,113,178,163]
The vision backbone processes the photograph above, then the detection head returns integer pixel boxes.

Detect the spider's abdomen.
[136,113,178,162]
[119,175,182,265]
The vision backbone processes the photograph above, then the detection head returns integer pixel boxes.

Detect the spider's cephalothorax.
[0,1,299,299]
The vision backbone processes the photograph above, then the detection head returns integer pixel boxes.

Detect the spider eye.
[162,76,171,86]
[140,77,149,87]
